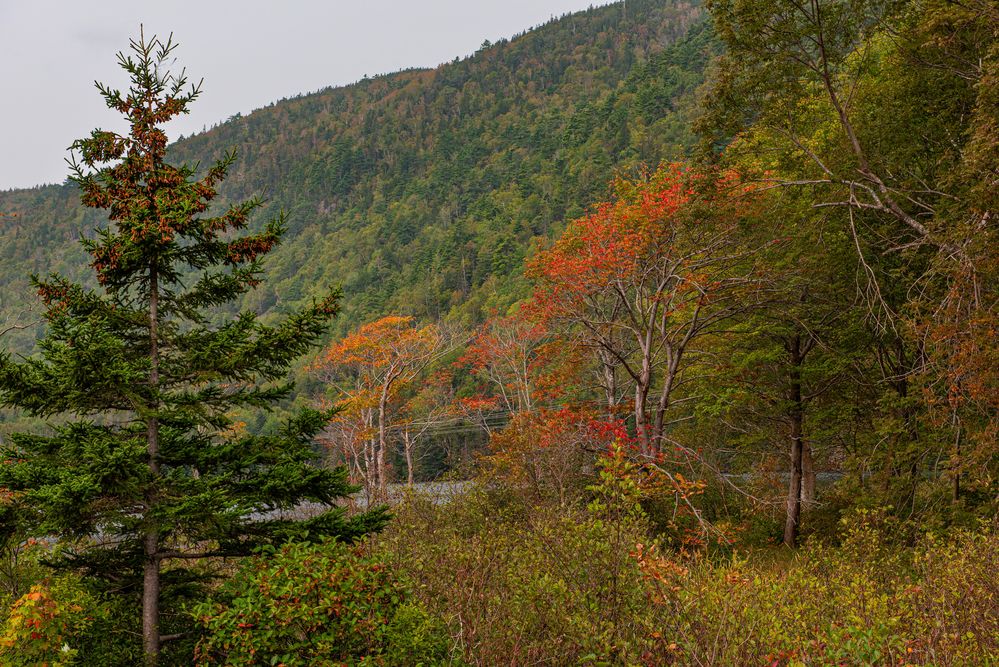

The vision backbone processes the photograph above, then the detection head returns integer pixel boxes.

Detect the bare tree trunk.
[366,435,377,496]
[802,441,816,506]
[143,266,161,665]
[377,392,389,498]
[598,350,618,418]
[634,392,650,455]
[783,334,804,548]
[635,356,652,455]
[953,418,962,503]
[363,407,377,500]
[404,431,414,486]
[651,352,681,457]
[784,430,803,548]
[350,447,363,486]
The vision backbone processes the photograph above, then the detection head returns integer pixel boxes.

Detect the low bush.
[192,539,449,666]
[2,471,994,665]
[376,450,668,665]
[656,511,999,665]
[379,486,999,666]
[0,576,97,666]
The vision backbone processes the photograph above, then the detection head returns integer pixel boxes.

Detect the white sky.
[0,0,612,190]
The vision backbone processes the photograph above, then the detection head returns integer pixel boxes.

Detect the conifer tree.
[0,31,387,664]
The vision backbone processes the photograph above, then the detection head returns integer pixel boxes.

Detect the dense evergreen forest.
[0,0,996,664]
[0,1,710,348]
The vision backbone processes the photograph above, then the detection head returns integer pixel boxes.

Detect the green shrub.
[657,511,999,665]
[377,481,663,665]
[192,539,449,666]
[378,486,999,666]
[908,525,999,664]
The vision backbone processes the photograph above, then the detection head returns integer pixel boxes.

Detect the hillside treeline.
[0,0,996,664]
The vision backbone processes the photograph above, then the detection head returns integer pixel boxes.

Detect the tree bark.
[143,266,161,665]
[363,408,376,496]
[598,348,619,419]
[634,355,652,455]
[377,390,389,499]
[953,419,962,503]
[783,334,804,548]
[802,441,816,506]
[404,431,414,487]
[651,351,681,457]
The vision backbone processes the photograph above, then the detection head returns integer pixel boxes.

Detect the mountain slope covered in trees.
[1,0,997,662]
[0,0,713,359]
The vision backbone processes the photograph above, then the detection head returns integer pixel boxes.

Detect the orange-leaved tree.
[458,309,584,421]
[480,407,626,506]
[461,311,548,414]
[528,163,769,457]
[313,316,459,497]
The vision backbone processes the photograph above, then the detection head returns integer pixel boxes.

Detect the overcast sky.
[0,0,611,190]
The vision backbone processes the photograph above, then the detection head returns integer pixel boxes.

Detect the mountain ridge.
[0,0,713,363]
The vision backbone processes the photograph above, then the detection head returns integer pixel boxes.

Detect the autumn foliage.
[480,407,625,505]
[528,163,765,455]
[0,581,95,666]
[458,310,585,416]
[528,163,694,307]
[314,316,456,495]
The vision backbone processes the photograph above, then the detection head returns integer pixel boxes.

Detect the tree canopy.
[0,31,387,664]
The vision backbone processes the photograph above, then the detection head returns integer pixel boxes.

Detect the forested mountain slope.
[0,0,712,353]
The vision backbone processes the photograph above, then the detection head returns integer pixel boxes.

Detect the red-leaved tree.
[528,163,768,456]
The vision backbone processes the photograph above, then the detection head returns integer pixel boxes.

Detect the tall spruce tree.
[0,32,387,664]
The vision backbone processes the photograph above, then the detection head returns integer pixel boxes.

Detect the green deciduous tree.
[701,0,999,518]
[0,32,387,665]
